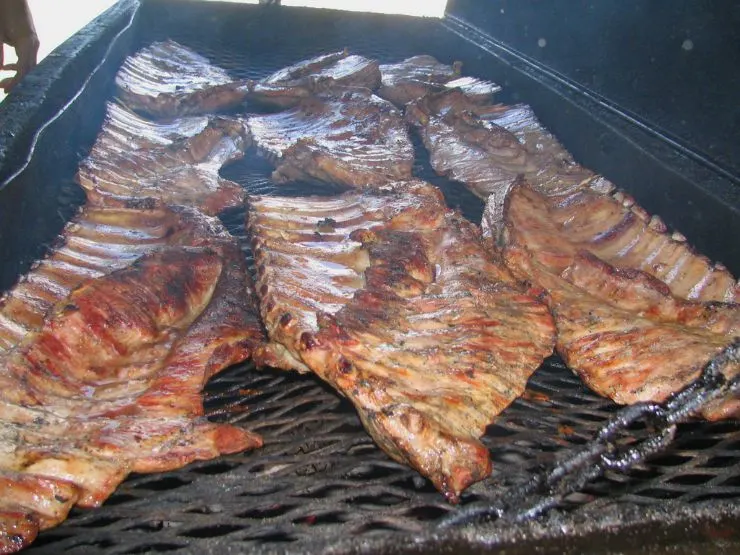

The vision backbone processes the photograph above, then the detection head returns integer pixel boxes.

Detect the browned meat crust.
[378,55,500,107]
[407,90,595,229]
[247,181,555,502]
[415,92,738,304]
[247,90,414,188]
[407,90,537,197]
[77,103,249,215]
[0,245,264,552]
[248,50,381,109]
[501,181,739,419]
[0,203,235,354]
[115,40,249,118]
[498,181,739,303]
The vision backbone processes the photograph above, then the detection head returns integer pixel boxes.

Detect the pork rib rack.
[247,180,555,502]
[378,55,500,107]
[406,90,595,230]
[248,50,381,109]
[77,102,249,215]
[0,203,234,355]
[247,89,414,188]
[497,181,739,304]
[0,240,264,553]
[116,40,250,118]
[501,181,739,420]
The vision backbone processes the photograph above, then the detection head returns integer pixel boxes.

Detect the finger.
[17,36,39,74]
[3,63,19,71]
[0,75,18,93]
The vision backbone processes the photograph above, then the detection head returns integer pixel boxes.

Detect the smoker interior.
[0,1,738,553]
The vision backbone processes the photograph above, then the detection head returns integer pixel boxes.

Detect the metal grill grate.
[24,359,740,554]
[11,1,740,552]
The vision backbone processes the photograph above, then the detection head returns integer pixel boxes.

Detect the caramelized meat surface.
[505,249,739,420]
[501,182,739,419]
[412,92,738,304]
[0,245,264,552]
[90,102,212,153]
[116,40,249,118]
[247,90,414,188]
[247,181,555,501]
[407,90,536,198]
[249,50,381,109]
[77,103,249,215]
[498,181,739,303]
[407,90,594,226]
[378,55,500,107]
[0,204,233,355]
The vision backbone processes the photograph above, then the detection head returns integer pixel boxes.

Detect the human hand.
[0,0,39,92]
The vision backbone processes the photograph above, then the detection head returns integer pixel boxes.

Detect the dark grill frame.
[0,1,738,553]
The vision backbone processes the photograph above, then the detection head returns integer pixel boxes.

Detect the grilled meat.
[378,55,500,107]
[247,90,414,188]
[412,92,738,301]
[407,90,535,199]
[249,50,381,109]
[77,102,249,215]
[485,103,575,171]
[504,248,739,420]
[0,244,264,553]
[498,181,739,303]
[248,181,555,501]
[407,90,595,228]
[0,203,233,354]
[501,181,739,419]
[90,102,212,153]
[116,40,249,118]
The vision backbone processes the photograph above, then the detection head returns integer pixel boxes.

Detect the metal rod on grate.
[439,339,740,528]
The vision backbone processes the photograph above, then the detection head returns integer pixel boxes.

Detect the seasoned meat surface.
[77,103,249,215]
[247,90,414,188]
[501,182,739,419]
[116,40,249,118]
[247,181,555,501]
[407,90,535,199]
[378,55,500,106]
[90,102,212,152]
[0,204,233,355]
[505,249,739,420]
[411,91,738,303]
[0,244,264,552]
[249,50,381,109]
[407,90,594,226]
[498,181,739,303]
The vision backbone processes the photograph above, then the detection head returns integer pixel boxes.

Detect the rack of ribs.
[378,55,500,107]
[247,89,414,187]
[406,90,595,228]
[0,241,265,553]
[409,90,739,305]
[90,102,212,153]
[497,181,739,304]
[500,181,739,420]
[0,203,236,355]
[77,102,249,215]
[248,50,381,109]
[247,180,555,502]
[116,40,250,118]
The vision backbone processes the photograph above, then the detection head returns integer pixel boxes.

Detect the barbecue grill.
[0,1,738,553]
